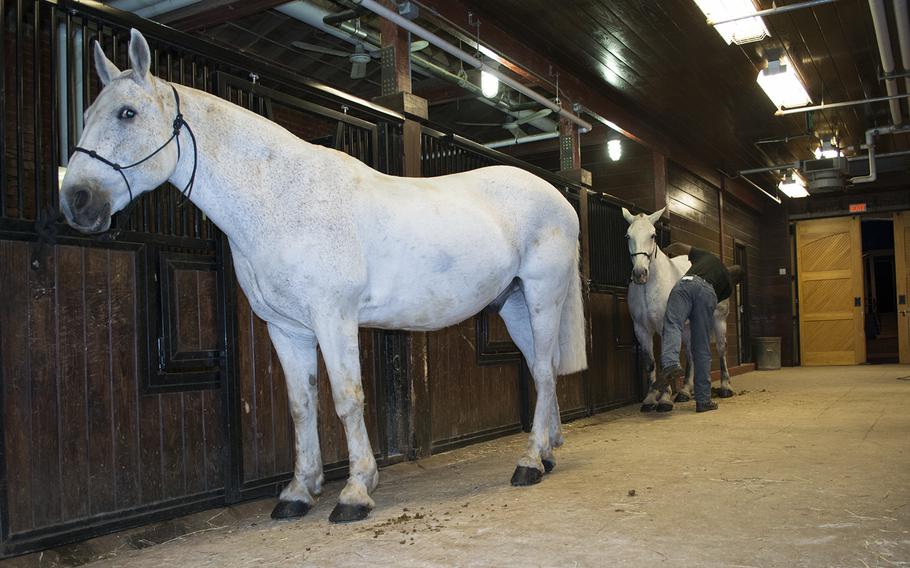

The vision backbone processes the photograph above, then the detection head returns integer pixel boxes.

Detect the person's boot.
[654,364,684,390]
[696,400,718,413]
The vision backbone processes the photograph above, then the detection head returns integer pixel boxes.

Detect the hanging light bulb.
[607,138,622,161]
[481,69,499,98]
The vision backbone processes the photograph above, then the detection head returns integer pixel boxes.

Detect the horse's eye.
[625,234,630,239]
[651,234,656,240]
[118,107,137,120]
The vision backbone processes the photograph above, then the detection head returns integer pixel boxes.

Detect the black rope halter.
[32,83,198,269]
[72,83,199,231]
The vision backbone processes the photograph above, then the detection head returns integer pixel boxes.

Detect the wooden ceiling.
[132,0,909,184]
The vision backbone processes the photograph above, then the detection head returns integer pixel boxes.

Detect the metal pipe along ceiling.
[893,0,910,109]
[869,0,903,125]
[349,0,593,132]
[277,1,558,133]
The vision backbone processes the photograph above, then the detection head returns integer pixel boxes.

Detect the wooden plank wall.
[427,317,522,450]
[0,241,224,535]
[722,194,763,364]
[584,137,656,213]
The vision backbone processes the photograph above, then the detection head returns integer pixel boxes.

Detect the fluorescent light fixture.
[693,0,769,45]
[756,56,812,109]
[778,171,808,198]
[813,137,839,159]
[481,70,499,98]
[607,139,622,161]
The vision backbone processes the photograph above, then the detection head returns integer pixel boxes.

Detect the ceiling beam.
[157,0,289,30]
[421,0,766,211]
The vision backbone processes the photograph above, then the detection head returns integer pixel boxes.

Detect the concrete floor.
[10,365,910,567]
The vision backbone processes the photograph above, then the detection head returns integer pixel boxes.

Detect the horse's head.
[621,207,665,285]
[60,29,179,234]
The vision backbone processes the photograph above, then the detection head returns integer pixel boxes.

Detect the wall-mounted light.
[813,136,839,159]
[756,55,812,109]
[607,138,622,161]
[693,0,769,45]
[778,171,808,198]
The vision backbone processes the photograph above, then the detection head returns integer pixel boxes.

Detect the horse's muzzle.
[632,268,649,284]
[62,185,113,234]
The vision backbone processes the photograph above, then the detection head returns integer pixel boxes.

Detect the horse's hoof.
[717,388,734,399]
[271,500,311,520]
[542,459,555,473]
[640,403,656,412]
[510,466,543,486]
[673,391,691,403]
[328,503,372,523]
[656,402,674,412]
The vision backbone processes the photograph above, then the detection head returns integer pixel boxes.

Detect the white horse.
[60,30,586,523]
[622,207,734,412]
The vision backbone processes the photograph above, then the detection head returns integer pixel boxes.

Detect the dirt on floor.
[5,365,910,568]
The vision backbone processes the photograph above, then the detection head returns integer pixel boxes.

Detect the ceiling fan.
[456,108,554,138]
[291,39,430,80]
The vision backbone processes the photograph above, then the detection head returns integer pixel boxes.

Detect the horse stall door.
[795,217,867,365]
[587,198,641,410]
[894,211,910,364]
[0,7,231,556]
[215,75,389,499]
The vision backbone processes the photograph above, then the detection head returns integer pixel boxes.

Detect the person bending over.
[656,244,742,413]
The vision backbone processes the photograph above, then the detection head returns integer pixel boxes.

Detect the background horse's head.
[60,29,178,233]
[621,207,665,285]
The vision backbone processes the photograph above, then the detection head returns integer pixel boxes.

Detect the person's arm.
[727,264,744,285]
[663,242,692,258]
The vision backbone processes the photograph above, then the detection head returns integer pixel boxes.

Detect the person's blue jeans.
[661,276,717,404]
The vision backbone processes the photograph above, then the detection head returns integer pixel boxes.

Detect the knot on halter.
[172,114,184,135]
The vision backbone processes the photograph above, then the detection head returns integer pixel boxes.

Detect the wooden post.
[370,4,432,458]
[557,115,593,415]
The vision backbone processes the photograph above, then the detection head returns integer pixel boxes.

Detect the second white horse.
[622,207,734,411]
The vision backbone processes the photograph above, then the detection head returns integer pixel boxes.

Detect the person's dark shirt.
[686,247,732,301]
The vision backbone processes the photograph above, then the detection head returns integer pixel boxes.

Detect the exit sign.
[849,203,867,213]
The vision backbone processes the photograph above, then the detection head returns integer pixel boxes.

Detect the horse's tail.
[557,245,588,375]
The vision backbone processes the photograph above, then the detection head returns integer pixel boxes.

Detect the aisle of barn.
[62,366,910,568]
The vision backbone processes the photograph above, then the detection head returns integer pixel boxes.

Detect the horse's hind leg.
[268,325,322,519]
[499,288,560,474]
[316,316,379,523]
[715,317,734,398]
[505,275,565,486]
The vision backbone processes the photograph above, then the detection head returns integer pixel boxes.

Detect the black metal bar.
[65,11,74,159]
[49,5,58,211]
[0,0,6,218]
[15,0,24,218]
[34,2,44,217]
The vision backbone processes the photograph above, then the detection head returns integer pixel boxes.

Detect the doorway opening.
[862,218,898,364]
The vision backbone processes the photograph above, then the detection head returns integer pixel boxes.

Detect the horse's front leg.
[635,323,661,412]
[268,325,323,519]
[316,317,378,523]
[714,319,734,398]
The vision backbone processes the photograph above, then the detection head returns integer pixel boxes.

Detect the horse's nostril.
[73,189,90,211]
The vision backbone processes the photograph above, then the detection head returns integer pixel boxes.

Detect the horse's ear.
[93,40,120,86]
[621,207,635,224]
[646,207,666,226]
[127,28,151,85]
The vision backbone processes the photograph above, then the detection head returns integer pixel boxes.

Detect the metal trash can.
[754,337,781,370]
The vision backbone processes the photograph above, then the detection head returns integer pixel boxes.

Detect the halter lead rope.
[72,83,199,236]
